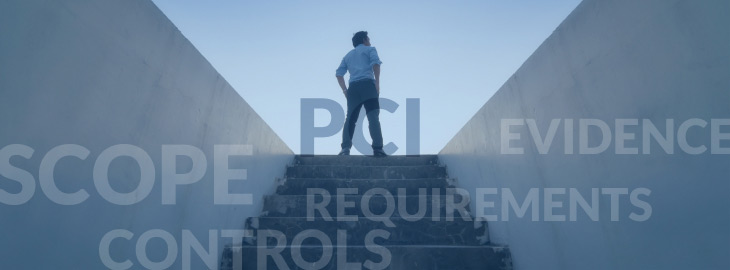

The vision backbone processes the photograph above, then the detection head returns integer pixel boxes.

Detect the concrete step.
[247,217,488,246]
[220,155,513,270]
[221,244,511,270]
[263,195,473,219]
[295,155,439,166]
[286,165,447,179]
[275,178,454,195]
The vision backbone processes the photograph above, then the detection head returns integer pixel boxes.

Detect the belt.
[350,78,374,84]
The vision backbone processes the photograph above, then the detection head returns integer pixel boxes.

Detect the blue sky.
[151,0,582,154]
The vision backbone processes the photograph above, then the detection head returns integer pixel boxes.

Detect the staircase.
[221,155,512,270]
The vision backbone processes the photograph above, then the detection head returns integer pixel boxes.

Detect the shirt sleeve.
[369,47,383,66]
[335,57,347,76]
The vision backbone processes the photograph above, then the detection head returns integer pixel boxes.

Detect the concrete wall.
[439,0,729,269]
[0,0,293,269]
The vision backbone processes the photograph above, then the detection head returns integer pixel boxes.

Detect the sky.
[150,0,582,155]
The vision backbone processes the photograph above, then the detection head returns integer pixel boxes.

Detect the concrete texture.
[0,0,293,269]
[221,155,511,270]
[438,0,730,269]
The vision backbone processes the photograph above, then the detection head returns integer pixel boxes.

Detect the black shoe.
[372,149,387,157]
[338,149,350,156]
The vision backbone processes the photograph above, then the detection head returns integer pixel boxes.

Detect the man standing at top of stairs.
[335,31,387,157]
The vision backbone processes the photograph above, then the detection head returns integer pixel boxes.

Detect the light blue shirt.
[335,44,382,83]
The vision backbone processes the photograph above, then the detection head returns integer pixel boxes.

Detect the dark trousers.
[341,81,383,150]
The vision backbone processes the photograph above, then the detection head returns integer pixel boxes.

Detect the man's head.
[352,31,371,47]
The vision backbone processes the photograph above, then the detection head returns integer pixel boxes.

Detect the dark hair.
[352,31,368,48]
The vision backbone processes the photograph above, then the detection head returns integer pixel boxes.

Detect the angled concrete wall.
[0,0,293,269]
[439,0,729,269]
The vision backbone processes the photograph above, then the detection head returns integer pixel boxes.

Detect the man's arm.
[373,64,380,94]
[369,47,382,94]
[336,57,348,97]
[336,76,347,97]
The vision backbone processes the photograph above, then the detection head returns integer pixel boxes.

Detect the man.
[335,31,387,157]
